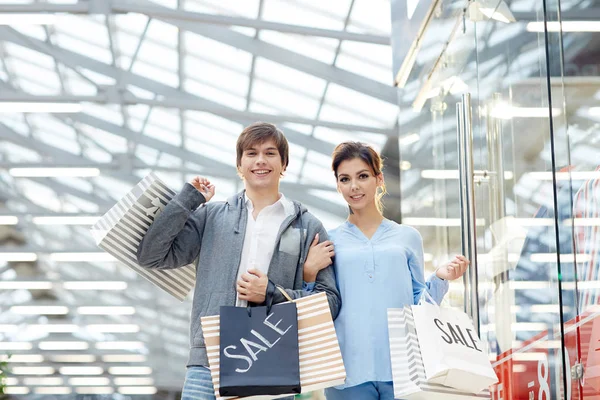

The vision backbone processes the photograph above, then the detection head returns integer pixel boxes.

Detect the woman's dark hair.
[331,141,386,213]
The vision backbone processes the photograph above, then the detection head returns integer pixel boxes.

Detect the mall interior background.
[0,0,599,398]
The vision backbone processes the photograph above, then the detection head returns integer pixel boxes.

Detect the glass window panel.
[125,104,153,121]
[336,41,393,84]
[37,133,81,156]
[262,0,346,30]
[347,0,390,35]
[185,138,237,167]
[61,72,98,95]
[184,57,249,97]
[145,108,181,133]
[230,27,257,36]
[253,58,326,97]
[76,125,128,153]
[258,31,337,64]
[250,80,320,117]
[313,126,386,149]
[185,118,239,152]
[56,15,109,48]
[4,43,58,70]
[53,33,113,64]
[2,142,41,162]
[184,0,260,17]
[81,104,124,126]
[183,33,253,70]
[12,24,47,41]
[27,116,76,140]
[127,85,156,100]
[143,123,181,146]
[155,152,183,169]
[322,83,398,126]
[0,116,29,135]
[72,67,116,86]
[82,145,112,163]
[114,13,151,37]
[246,101,280,115]
[185,79,246,110]
[284,142,307,177]
[148,0,177,9]
[144,19,180,47]
[185,111,244,138]
[20,180,62,212]
[281,122,313,135]
[16,79,57,96]
[135,144,161,165]
[131,62,179,88]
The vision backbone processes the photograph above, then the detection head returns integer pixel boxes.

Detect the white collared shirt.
[235,193,295,307]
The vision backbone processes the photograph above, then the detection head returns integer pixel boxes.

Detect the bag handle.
[276,285,293,302]
[418,290,439,306]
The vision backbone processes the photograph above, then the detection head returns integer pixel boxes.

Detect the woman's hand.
[190,176,215,202]
[435,255,470,281]
[303,233,334,283]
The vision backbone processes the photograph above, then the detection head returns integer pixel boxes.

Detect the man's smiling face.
[238,139,285,192]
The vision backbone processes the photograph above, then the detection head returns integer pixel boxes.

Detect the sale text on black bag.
[223,312,293,373]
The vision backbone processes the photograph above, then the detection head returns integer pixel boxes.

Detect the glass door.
[390,0,594,398]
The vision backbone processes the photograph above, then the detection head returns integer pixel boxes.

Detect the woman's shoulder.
[385,220,421,236]
[383,221,423,246]
[327,223,346,242]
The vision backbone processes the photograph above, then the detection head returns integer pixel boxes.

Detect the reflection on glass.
[392,0,600,398]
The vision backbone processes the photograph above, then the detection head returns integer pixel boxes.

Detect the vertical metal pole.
[457,93,480,334]
[487,93,506,225]
[457,101,469,315]
[488,93,514,352]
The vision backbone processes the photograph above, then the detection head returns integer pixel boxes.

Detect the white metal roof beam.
[116,1,390,44]
[0,1,389,44]
[0,93,396,135]
[151,12,398,104]
[0,27,344,153]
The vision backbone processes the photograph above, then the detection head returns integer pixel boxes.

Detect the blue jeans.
[182,367,217,400]
[324,381,394,400]
[182,366,295,400]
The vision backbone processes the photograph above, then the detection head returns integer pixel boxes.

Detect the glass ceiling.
[0,0,398,396]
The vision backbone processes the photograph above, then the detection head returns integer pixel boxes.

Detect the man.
[137,122,340,400]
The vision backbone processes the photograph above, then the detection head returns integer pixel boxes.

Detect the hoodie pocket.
[190,293,211,346]
[192,292,229,346]
[279,227,302,256]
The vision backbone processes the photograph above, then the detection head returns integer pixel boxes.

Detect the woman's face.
[336,158,383,212]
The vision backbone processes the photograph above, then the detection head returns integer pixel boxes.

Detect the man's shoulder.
[297,209,324,228]
[193,199,234,221]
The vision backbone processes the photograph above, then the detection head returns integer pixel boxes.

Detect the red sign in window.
[490,310,600,399]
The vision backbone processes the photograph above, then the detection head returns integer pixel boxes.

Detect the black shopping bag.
[219,300,300,397]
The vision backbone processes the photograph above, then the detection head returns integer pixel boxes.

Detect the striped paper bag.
[388,307,491,399]
[201,292,346,399]
[90,172,196,301]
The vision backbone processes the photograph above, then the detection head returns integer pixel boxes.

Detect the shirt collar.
[244,193,294,216]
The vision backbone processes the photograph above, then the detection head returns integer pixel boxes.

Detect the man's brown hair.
[236,122,289,173]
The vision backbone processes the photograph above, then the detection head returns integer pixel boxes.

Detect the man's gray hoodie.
[137,183,341,367]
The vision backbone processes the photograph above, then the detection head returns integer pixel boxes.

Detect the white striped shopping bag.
[90,172,196,301]
[388,307,492,399]
[201,292,346,399]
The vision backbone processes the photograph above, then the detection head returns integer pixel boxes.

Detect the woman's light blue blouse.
[329,219,449,389]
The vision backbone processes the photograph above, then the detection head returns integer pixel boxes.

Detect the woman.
[305,141,469,400]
